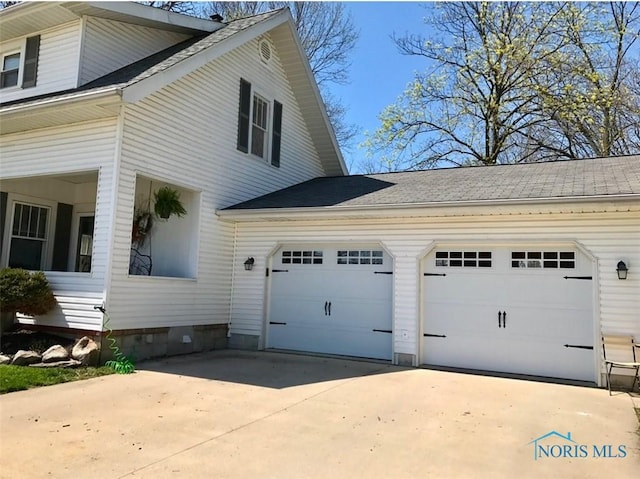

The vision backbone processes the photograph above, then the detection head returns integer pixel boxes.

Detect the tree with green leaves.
[366,2,640,172]
[533,2,640,160]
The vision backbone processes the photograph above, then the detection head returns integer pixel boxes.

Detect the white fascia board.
[277,19,347,176]
[216,194,640,222]
[0,87,121,116]
[63,2,222,34]
[122,10,291,104]
[0,1,55,17]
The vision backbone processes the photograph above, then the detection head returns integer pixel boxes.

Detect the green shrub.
[0,268,56,316]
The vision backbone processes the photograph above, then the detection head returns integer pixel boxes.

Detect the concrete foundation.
[228,333,260,350]
[604,372,640,392]
[395,353,416,367]
[99,323,228,363]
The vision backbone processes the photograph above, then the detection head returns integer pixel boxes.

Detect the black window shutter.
[271,100,282,167]
[0,192,7,256]
[51,203,73,271]
[236,78,251,153]
[22,35,40,88]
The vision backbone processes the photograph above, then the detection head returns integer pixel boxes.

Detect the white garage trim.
[419,240,599,383]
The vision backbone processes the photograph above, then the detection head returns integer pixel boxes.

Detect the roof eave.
[271,19,347,176]
[120,9,292,104]
[217,194,640,221]
[0,87,122,115]
[63,2,223,34]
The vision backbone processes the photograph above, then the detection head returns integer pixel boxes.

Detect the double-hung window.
[236,78,283,167]
[9,202,49,270]
[251,95,269,158]
[1,52,20,88]
[0,35,40,90]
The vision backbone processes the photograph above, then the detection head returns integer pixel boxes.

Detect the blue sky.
[328,2,433,173]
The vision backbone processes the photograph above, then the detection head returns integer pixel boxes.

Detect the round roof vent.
[259,39,272,64]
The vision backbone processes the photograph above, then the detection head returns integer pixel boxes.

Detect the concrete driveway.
[1,351,638,478]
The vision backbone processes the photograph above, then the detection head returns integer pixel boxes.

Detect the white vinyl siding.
[228,207,640,367]
[0,118,119,330]
[107,36,323,330]
[0,21,81,103]
[79,17,191,85]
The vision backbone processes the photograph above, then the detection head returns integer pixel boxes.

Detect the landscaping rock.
[42,344,69,363]
[0,354,11,365]
[11,350,42,366]
[29,359,81,368]
[72,337,99,365]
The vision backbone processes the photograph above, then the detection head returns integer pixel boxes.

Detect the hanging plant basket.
[153,186,187,220]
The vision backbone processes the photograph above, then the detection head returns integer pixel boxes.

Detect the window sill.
[126,274,197,282]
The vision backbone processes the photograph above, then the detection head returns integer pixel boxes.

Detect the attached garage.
[221,155,639,386]
[421,246,595,381]
[267,245,393,360]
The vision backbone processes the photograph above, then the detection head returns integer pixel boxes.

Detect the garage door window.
[282,250,323,265]
[435,251,492,268]
[337,250,383,265]
[511,251,575,269]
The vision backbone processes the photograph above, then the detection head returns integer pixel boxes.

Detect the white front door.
[268,245,393,360]
[422,247,595,381]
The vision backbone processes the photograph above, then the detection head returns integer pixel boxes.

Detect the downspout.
[227,221,238,338]
[100,103,126,356]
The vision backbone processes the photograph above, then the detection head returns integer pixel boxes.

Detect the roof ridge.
[356,154,640,178]
[224,7,287,23]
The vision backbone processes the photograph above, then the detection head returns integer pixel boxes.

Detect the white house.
[1,3,638,388]
[1,2,345,357]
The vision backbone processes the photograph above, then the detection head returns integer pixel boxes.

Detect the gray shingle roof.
[1,10,283,108]
[225,155,640,210]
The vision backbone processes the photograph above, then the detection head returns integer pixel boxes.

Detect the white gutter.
[64,2,223,33]
[216,193,640,221]
[1,87,122,115]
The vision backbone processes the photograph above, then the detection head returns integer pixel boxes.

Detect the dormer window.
[1,52,20,88]
[0,35,40,90]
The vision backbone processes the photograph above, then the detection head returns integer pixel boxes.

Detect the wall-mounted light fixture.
[616,260,628,280]
[244,257,255,271]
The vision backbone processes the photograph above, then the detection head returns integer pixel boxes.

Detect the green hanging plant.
[153,186,187,220]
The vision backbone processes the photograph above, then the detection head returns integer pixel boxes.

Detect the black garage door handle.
[269,321,286,325]
[564,344,594,350]
[373,329,392,333]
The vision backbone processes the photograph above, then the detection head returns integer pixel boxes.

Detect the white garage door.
[268,245,393,360]
[422,247,595,382]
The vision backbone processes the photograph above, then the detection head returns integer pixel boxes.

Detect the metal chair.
[602,335,640,395]
[129,248,152,276]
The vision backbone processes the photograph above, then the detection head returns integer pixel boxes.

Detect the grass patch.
[0,365,114,394]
